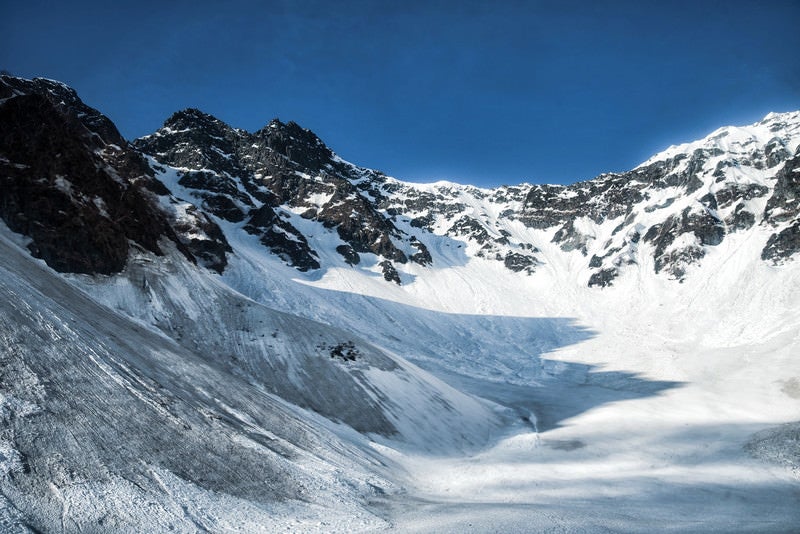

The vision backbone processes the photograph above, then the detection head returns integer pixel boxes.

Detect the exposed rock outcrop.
[0,76,230,275]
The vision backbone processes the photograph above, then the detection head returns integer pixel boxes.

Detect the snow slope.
[0,225,403,532]
[207,193,800,531]
[104,157,796,531]
[0,223,514,532]
[143,113,800,531]
[1,73,799,532]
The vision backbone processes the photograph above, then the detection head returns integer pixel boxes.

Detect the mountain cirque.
[3,75,799,285]
[1,75,800,532]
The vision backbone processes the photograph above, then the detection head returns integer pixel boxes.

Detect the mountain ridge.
[4,74,798,287]
[135,97,800,287]
[2,75,800,532]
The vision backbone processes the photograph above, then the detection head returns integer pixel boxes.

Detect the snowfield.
[1,107,800,532]
[4,203,797,531]
[208,194,800,532]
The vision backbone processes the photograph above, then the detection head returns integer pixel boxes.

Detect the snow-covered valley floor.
[3,75,800,531]
[2,215,799,532]
[217,228,800,532]
[382,355,800,532]
[378,329,800,531]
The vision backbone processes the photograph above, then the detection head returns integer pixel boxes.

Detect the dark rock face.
[132,95,798,285]
[715,183,769,209]
[409,238,433,266]
[588,268,618,287]
[379,260,401,284]
[525,124,800,285]
[644,149,711,193]
[445,214,513,263]
[726,206,756,232]
[244,206,320,271]
[552,219,591,255]
[169,205,231,273]
[503,252,537,274]
[705,183,768,233]
[0,76,230,275]
[139,108,245,178]
[378,114,797,284]
[764,153,800,224]
[256,119,335,173]
[0,93,130,274]
[641,207,725,279]
[762,152,800,262]
[177,170,253,222]
[321,189,408,263]
[518,172,645,231]
[519,184,579,229]
[0,76,127,147]
[0,76,231,275]
[336,244,360,265]
[448,216,493,245]
[765,137,791,168]
[762,220,800,263]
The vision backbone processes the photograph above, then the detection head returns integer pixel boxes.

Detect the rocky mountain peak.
[4,75,800,287]
[1,74,127,148]
[161,107,230,133]
[639,111,800,171]
[252,117,335,173]
[136,111,423,278]
[0,76,230,274]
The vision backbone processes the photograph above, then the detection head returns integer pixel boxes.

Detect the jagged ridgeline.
[2,74,800,285]
[2,74,800,533]
[0,76,230,275]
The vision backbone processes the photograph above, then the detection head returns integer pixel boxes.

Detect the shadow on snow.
[281,284,683,434]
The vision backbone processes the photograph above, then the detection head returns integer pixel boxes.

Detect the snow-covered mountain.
[134,104,800,287]
[1,74,799,532]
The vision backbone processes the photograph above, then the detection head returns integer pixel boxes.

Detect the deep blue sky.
[2,1,799,186]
